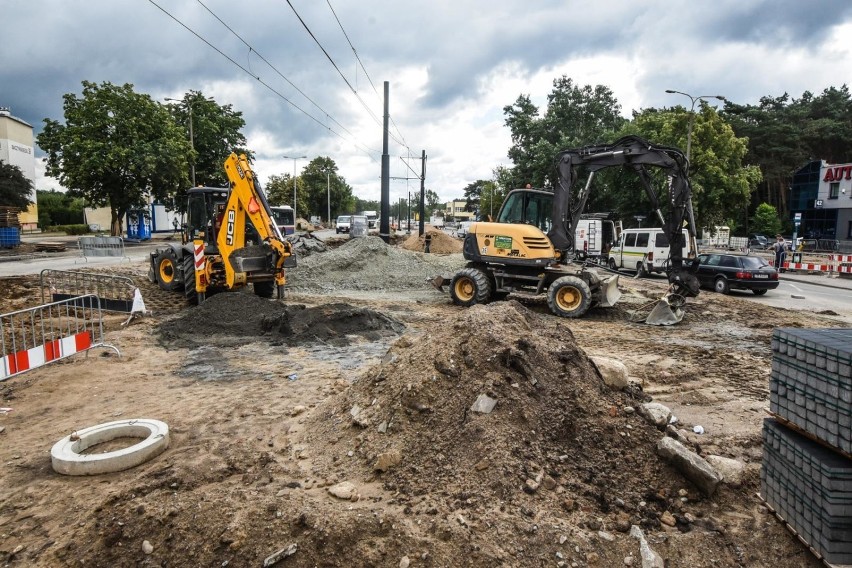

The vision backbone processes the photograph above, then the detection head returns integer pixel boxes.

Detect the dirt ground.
[0,237,848,567]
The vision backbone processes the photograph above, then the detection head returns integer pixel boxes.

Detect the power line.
[284,0,408,149]
[195,0,365,148]
[146,0,379,161]
[325,0,409,151]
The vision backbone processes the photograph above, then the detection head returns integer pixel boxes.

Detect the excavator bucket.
[597,274,622,308]
[645,294,684,326]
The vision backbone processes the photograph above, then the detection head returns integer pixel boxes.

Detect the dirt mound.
[303,301,692,561]
[400,228,462,254]
[158,291,403,348]
[288,235,465,293]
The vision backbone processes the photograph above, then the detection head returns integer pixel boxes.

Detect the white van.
[574,218,618,264]
[608,228,695,276]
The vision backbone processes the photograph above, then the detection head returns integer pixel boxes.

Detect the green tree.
[751,202,782,236]
[504,76,626,188]
[617,103,762,230]
[36,189,85,226]
[300,157,355,222]
[462,180,490,213]
[0,161,34,209]
[723,86,852,221]
[165,90,250,187]
[37,81,190,235]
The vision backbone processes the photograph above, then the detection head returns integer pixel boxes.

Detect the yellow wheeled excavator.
[148,153,295,303]
[435,135,700,325]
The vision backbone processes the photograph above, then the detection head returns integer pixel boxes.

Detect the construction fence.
[0,294,119,382]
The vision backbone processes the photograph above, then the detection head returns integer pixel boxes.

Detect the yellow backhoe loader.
[148,153,294,303]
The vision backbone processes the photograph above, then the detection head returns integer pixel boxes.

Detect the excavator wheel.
[154,249,181,292]
[547,276,592,318]
[253,280,276,299]
[449,267,492,307]
[182,254,199,305]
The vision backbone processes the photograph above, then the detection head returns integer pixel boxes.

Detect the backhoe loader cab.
[441,135,700,325]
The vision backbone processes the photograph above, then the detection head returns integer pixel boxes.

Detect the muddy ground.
[0,236,848,567]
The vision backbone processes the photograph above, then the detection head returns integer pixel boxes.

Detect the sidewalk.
[780,270,852,291]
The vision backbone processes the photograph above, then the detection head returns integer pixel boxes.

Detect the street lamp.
[664,90,726,170]
[283,155,307,228]
[165,95,213,187]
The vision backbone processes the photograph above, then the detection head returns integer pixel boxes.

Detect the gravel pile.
[287,236,466,293]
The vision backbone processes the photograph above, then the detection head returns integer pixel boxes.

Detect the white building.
[0,108,38,230]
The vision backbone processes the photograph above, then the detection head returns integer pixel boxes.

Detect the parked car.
[748,234,769,249]
[336,215,352,234]
[696,253,779,295]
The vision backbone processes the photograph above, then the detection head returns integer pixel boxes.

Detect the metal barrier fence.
[77,236,130,262]
[39,269,137,313]
[0,294,119,382]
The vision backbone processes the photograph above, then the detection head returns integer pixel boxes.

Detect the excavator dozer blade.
[645,297,684,326]
[430,274,450,292]
[597,274,622,308]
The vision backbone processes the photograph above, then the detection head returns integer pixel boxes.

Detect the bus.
[270,206,295,235]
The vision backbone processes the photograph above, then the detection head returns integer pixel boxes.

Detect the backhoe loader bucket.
[597,274,622,308]
[644,292,686,326]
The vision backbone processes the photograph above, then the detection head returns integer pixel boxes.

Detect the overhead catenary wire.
[146,0,380,161]
[285,0,408,149]
[325,0,409,150]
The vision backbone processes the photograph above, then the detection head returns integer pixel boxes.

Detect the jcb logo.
[236,163,246,179]
[226,210,236,246]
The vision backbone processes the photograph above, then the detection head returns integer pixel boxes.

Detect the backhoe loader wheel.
[450,268,491,307]
[253,280,276,299]
[547,276,592,318]
[182,254,199,305]
[154,250,181,291]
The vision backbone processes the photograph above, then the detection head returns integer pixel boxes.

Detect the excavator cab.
[496,188,554,233]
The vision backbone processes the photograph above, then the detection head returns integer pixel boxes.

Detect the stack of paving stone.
[763,328,852,565]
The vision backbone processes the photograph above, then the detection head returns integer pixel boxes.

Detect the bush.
[50,224,92,235]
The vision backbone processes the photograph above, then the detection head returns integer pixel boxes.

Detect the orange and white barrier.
[0,294,119,382]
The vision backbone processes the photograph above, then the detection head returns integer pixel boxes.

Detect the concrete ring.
[51,419,170,476]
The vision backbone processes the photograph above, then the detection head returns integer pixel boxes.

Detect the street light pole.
[283,155,307,229]
[664,90,726,170]
[166,95,213,187]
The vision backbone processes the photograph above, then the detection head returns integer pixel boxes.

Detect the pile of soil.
[400,228,463,254]
[288,236,465,293]
[158,292,404,348]
[300,301,698,564]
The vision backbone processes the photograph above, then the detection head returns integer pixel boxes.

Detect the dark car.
[748,234,769,249]
[696,253,779,295]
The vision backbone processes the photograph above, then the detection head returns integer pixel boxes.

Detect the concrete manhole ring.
[51,419,170,476]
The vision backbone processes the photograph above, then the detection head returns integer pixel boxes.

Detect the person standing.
[773,234,787,272]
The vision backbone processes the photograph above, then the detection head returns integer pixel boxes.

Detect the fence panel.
[39,270,137,313]
[0,294,119,382]
[77,236,130,262]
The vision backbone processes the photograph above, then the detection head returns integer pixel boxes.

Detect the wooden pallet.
[33,241,67,253]
[757,493,852,568]
[767,411,852,461]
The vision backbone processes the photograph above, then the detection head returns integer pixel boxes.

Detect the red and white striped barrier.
[2,332,92,378]
[784,261,831,272]
[0,294,119,382]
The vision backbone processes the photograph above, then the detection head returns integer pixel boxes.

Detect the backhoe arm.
[219,153,293,290]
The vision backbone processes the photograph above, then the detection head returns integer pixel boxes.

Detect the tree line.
[465,78,852,237]
[9,79,851,237]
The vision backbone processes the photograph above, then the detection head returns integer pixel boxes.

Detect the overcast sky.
[3,0,852,205]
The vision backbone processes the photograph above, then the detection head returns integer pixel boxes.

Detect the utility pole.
[327,172,331,226]
[380,81,390,243]
[283,155,306,229]
[419,150,427,236]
